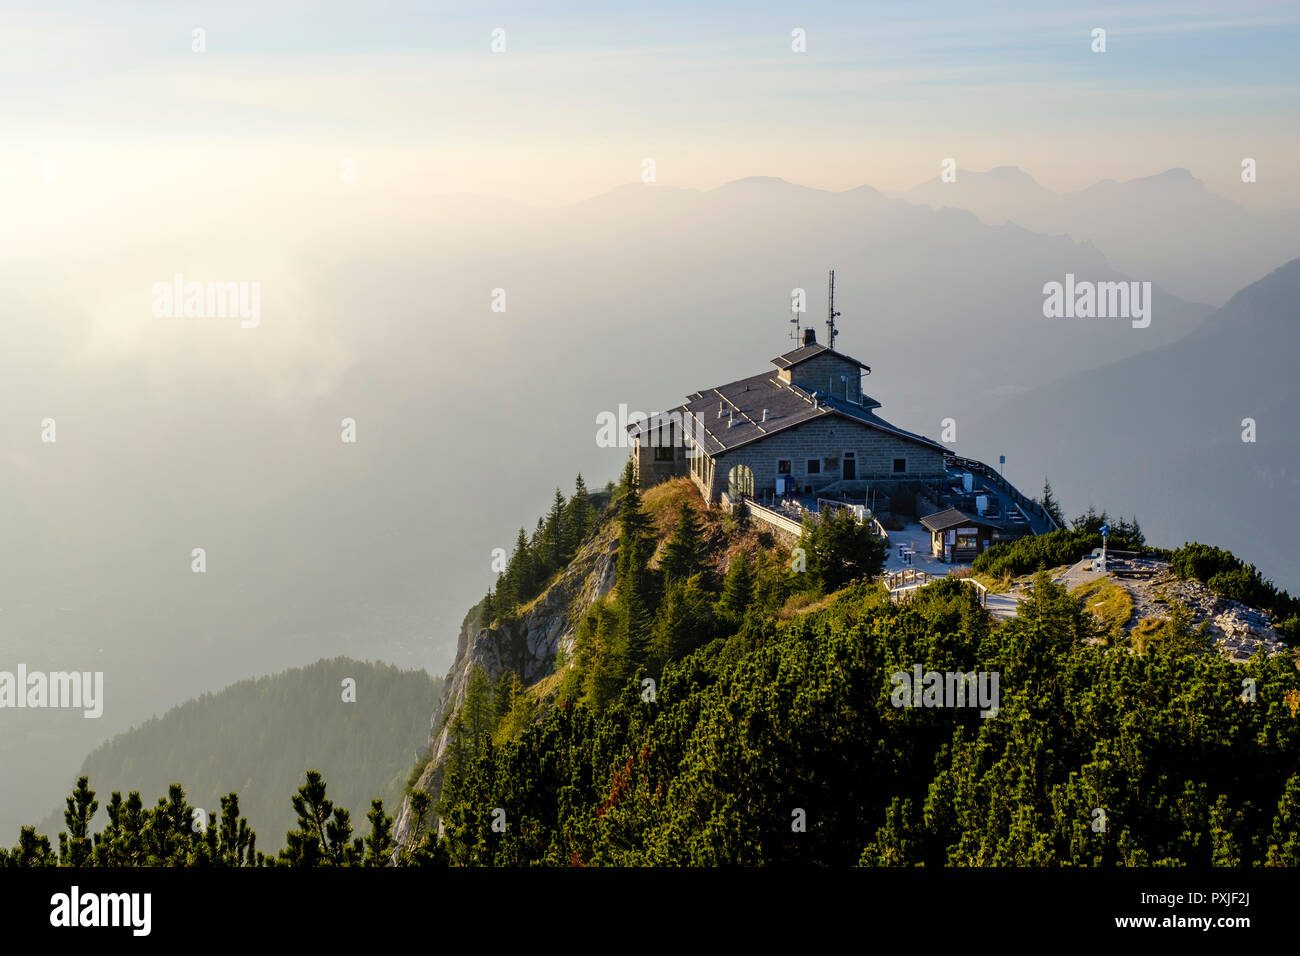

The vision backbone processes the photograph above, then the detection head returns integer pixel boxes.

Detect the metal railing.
[944,455,1059,532]
[886,570,988,607]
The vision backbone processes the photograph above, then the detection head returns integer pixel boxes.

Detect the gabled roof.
[627,369,944,458]
[920,508,1004,533]
[771,342,872,374]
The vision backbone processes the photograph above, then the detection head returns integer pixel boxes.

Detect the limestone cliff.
[391,512,618,845]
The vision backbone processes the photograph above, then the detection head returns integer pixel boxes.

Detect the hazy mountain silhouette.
[903,167,1300,305]
[963,257,1300,592]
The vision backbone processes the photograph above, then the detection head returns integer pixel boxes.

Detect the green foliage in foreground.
[1,771,395,867]
[7,574,1299,867]
[428,575,1300,866]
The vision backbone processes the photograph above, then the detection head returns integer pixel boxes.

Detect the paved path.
[882,520,952,577]
[984,592,1022,620]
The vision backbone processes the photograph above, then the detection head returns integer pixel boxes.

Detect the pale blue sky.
[3,0,1297,204]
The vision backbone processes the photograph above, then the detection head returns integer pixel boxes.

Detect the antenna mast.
[826,269,840,350]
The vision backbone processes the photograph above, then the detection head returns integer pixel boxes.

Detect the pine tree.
[614,460,656,666]
[480,588,496,627]
[364,799,393,866]
[718,551,754,623]
[217,792,255,867]
[582,603,627,708]
[463,666,496,753]
[1071,506,1109,534]
[651,574,716,664]
[544,488,567,571]
[563,473,593,556]
[324,805,362,865]
[494,670,523,726]
[502,527,532,607]
[58,776,98,866]
[146,784,195,865]
[1039,478,1066,527]
[281,770,334,866]
[1124,515,1145,549]
[401,790,432,866]
[92,791,126,866]
[661,502,706,585]
[530,517,546,575]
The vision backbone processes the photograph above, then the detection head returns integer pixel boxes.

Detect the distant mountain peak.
[984,165,1038,184]
[711,175,802,192]
[1128,168,1206,191]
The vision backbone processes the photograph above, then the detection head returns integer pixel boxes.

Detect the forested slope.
[38,657,439,843]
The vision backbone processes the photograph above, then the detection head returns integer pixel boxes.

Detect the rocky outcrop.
[391,514,619,845]
[1155,571,1288,661]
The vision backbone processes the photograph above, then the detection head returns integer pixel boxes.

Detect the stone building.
[629,328,948,504]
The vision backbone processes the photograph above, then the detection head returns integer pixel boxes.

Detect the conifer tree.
[146,784,195,865]
[718,551,754,623]
[614,460,656,666]
[503,527,532,607]
[401,789,432,866]
[58,776,98,866]
[364,799,393,866]
[1039,478,1066,527]
[217,792,255,867]
[281,770,334,866]
[563,473,592,555]
[544,488,567,570]
[463,666,496,753]
[651,573,716,664]
[494,670,523,726]
[92,791,127,866]
[661,502,706,585]
[324,805,363,865]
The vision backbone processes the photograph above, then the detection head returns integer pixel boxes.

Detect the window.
[654,421,675,461]
[806,459,821,474]
[893,457,907,474]
[777,460,792,474]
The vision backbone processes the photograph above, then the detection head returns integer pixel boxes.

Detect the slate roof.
[770,342,872,373]
[920,508,1005,533]
[628,367,946,458]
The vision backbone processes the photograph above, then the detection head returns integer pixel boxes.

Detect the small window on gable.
[893,457,907,474]
[806,459,821,474]
[653,421,675,461]
[777,460,792,474]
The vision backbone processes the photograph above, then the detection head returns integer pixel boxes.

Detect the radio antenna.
[826,269,840,350]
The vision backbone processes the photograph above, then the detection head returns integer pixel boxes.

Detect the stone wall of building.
[633,432,689,487]
[710,416,945,501]
[779,353,865,403]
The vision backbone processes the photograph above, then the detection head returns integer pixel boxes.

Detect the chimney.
[761,409,769,423]
[803,328,816,347]
[727,410,735,428]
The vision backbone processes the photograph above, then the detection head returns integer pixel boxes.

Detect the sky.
[3,0,1300,208]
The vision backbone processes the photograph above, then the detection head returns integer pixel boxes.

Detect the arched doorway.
[727,464,754,499]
